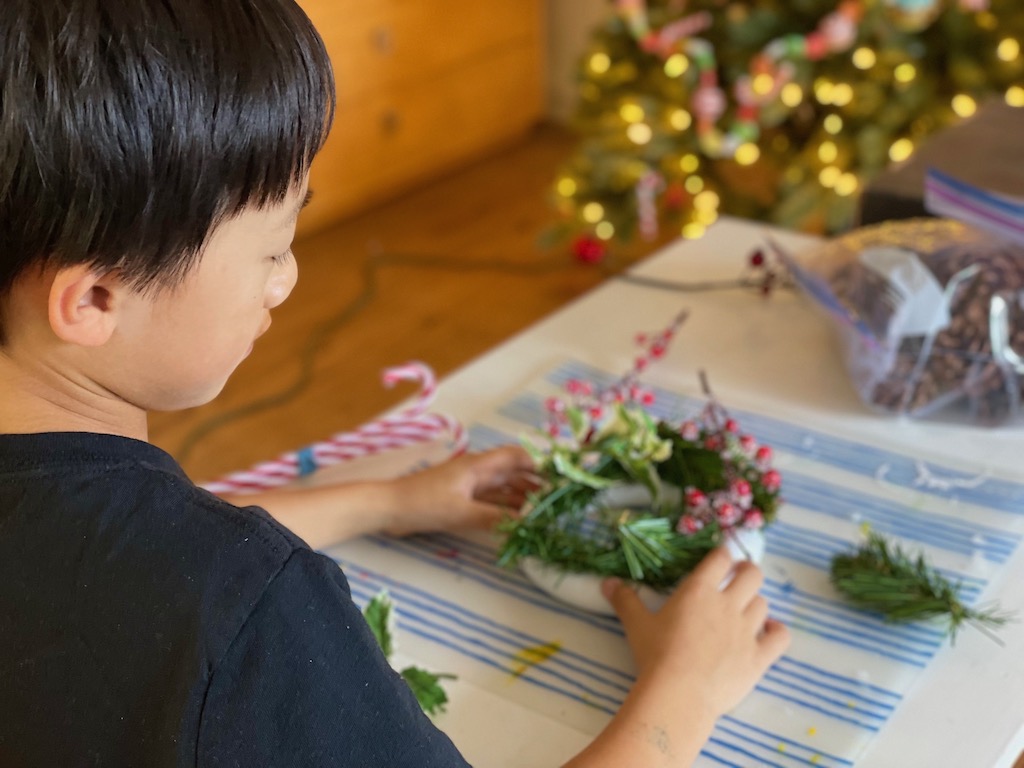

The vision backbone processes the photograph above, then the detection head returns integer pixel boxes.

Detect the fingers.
[687,546,735,589]
[757,619,791,662]
[465,446,542,508]
[474,483,530,509]
[723,560,764,605]
[744,594,769,630]
[601,578,649,629]
[470,445,537,477]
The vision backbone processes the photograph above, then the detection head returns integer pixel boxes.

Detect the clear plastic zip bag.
[772,218,1024,425]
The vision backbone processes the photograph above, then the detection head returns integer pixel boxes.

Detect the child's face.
[112,182,307,412]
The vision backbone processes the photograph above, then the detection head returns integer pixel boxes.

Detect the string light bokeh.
[551,0,1024,258]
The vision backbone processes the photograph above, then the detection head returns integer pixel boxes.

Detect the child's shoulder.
[0,431,317,633]
[0,436,397,764]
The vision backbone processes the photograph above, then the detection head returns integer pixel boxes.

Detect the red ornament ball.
[663,181,687,210]
[572,235,607,264]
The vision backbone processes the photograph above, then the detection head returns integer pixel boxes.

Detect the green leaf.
[362,590,395,659]
[400,666,457,716]
[552,451,615,490]
[364,591,457,715]
[566,407,588,439]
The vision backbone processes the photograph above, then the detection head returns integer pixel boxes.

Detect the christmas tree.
[551,0,1024,260]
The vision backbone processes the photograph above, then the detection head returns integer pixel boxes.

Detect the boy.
[0,1,789,766]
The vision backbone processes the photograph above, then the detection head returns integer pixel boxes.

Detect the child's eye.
[270,250,292,265]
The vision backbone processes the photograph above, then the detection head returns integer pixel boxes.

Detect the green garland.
[498,399,782,590]
[830,532,1012,643]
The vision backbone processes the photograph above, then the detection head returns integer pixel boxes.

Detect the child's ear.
[47,265,125,347]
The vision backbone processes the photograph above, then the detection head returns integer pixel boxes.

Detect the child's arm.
[218,445,539,548]
[564,548,790,767]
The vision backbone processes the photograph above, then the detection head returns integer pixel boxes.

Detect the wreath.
[497,313,782,591]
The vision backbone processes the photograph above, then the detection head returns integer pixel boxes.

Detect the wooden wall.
[297,0,546,236]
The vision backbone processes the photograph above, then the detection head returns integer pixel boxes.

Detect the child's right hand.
[562,549,788,767]
[602,547,789,721]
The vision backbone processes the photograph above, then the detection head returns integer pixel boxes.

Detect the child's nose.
[265,252,298,309]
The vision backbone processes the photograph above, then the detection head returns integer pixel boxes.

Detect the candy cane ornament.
[202,362,467,495]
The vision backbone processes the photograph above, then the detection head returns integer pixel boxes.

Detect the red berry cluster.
[674,409,782,536]
[544,311,689,436]
[748,247,780,296]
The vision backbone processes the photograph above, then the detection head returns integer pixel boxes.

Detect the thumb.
[601,578,649,628]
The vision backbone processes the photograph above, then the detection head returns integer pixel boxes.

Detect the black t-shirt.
[0,432,470,767]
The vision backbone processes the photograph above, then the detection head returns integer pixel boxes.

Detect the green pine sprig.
[830,532,1012,643]
[497,477,719,590]
[362,591,456,715]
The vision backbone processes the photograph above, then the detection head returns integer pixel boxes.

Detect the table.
[316,217,1024,767]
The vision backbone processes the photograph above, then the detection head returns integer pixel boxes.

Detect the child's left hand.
[224,445,540,549]
[383,446,540,536]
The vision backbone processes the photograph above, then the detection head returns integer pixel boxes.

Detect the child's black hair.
[0,0,335,334]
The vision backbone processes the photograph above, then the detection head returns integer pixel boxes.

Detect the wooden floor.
[149,124,672,483]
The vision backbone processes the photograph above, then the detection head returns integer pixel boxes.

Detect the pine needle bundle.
[830,532,1011,643]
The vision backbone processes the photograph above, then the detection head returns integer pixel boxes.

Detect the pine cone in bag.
[817,220,1024,423]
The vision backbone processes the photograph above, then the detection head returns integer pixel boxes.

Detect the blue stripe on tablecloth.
[766,524,987,594]
[397,530,946,667]
[363,535,626,635]
[367,528,941,670]
[391,532,942,671]
[708,726,852,768]
[753,683,880,731]
[347,582,624,713]
[706,736,790,767]
[780,474,1017,563]
[760,671,888,723]
[764,525,985,603]
[343,568,855,763]
[721,714,856,766]
[773,656,900,701]
[338,553,905,733]
[538,361,1024,514]
[763,663,896,713]
[762,607,935,661]
[348,585,632,699]
[770,608,928,668]
[763,577,943,645]
[764,542,982,605]
[698,748,747,767]
[340,558,632,683]
[467,422,520,450]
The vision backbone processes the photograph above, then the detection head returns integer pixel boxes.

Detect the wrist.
[630,670,719,731]
[563,674,718,768]
[365,477,414,536]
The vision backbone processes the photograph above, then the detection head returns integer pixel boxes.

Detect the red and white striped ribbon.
[202,362,466,495]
